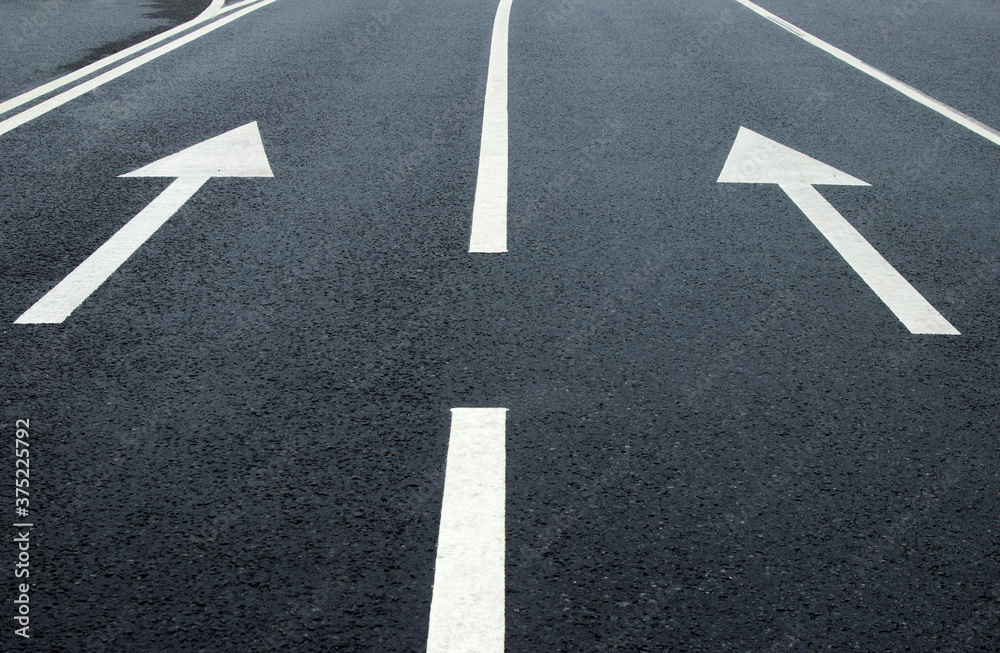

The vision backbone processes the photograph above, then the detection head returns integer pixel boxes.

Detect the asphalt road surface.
[2,0,999,650]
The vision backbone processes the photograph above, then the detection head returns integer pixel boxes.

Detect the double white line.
[0,0,280,138]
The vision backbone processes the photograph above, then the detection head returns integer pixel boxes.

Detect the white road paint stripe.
[733,0,1000,148]
[427,408,507,653]
[15,176,209,324]
[469,0,513,253]
[194,0,227,22]
[781,183,959,335]
[0,0,256,120]
[0,0,279,138]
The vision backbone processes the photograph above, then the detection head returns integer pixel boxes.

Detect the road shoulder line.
[733,0,1000,147]
[0,0,274,136]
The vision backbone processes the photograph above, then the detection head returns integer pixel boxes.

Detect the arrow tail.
[780,183,959,335]
[15,176,209,324]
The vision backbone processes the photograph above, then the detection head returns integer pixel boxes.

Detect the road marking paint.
[782,183,959,335]
[15,122,272,324]
[469,0,513,253]
[0,0,279,138]
[718,126,869,187]
[195,0,227,22]
[0,0,256,119]
[732,0,1000,148]
[719,127,959,335]
[427,407,507,653]
[15,176,208,324]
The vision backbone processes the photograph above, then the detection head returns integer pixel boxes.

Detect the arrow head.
[121,121,274,179]
[717,126,868,186]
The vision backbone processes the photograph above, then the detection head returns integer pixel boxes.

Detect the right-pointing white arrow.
[16,122,273,324]
[719,126,959,335]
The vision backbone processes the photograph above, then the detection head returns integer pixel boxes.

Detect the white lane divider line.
[469,0,513,253]
[732,0,1000,148]
[427,408,507,653]
[718,126,959,335]
[0,0,279,138]
[16,122,273,324]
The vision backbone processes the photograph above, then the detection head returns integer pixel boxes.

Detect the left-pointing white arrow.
[718,126,958,336]
[15,122,273,324]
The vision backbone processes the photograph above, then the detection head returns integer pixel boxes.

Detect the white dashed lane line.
[427,408,507,653]
[469,0,513,254]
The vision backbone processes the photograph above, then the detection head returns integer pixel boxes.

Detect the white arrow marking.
[469,0,513,253]
[427,408,507,653]
[719,127,959,335]
[15,122,273,324]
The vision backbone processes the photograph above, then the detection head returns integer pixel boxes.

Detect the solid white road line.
[781,183,960,335]
[15,176,208,324]
[195,0,227,22]
[0,0,252,119]
[0,0,279,138]
[469,0,513,253]
[732,0,1000,148]
[427,408,507,653]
